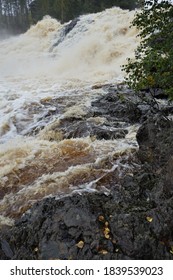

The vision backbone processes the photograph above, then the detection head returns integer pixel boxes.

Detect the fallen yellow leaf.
[105,234,110,239]
[76,240,84,249]
[98,215,105,222]
[104,227,110,234]
[99,250,108,255]
[146,216,153,223]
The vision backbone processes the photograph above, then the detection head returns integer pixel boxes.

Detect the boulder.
[1,189,172,260]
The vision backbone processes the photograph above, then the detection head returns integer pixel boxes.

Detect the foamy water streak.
[0,7,139,226]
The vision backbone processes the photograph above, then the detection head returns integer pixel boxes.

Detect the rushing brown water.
[0,7,139,226]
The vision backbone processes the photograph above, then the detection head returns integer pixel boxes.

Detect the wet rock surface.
[53,117,128,140]
[0,86,173,260]
[137,114,173,168]
[91,89,142,124]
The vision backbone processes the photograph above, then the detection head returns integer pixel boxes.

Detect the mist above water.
[0,8,138,85]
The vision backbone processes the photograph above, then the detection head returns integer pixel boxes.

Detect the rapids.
[0,7,139,226]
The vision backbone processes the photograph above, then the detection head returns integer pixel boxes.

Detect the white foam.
[0,7,139,224]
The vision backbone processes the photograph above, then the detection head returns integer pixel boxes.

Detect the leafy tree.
[123,0,173,99]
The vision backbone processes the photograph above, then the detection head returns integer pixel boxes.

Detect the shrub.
[122,0,173,100]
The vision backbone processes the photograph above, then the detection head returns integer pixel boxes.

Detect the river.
[0,7,139,226]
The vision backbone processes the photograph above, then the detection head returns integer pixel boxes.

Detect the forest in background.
[0,0,138,36]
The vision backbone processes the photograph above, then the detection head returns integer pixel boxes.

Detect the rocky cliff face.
[1,86,173,260]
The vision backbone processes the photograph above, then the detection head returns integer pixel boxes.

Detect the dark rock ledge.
[0,87,173,260]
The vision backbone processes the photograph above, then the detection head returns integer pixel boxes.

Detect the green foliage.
[0,0,138,35]
[122,0,173,99]
[30,0,138,24]
[0,0,33,34]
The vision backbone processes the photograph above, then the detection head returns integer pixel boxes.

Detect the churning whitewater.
[0,7,139,226]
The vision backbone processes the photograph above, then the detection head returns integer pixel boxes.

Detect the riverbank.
[1,85,173,260]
